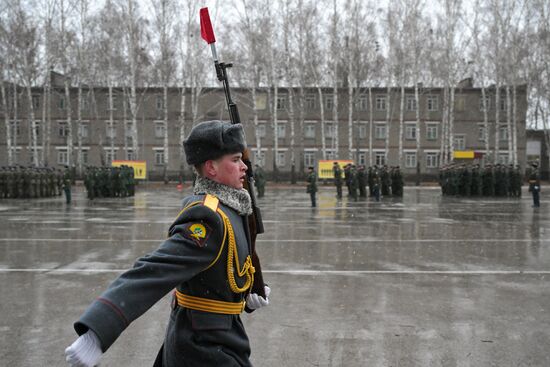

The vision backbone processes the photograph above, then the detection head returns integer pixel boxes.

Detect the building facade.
[0,80,528,181]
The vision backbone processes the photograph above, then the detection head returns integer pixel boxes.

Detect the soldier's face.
[210,152,248,189]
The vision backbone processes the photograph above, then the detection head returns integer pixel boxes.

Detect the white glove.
[65,329,103,367]
[246,286,271,310]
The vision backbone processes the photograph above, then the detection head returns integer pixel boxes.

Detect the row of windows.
[23,93,514,114]
[295,150,441,169]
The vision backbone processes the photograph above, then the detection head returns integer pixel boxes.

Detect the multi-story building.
[0,77,527,181]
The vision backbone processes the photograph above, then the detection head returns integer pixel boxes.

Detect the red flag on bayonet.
[200,7,216,44]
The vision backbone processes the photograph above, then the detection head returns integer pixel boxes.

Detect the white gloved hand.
[246,286,271,310]
[65,329,103,367]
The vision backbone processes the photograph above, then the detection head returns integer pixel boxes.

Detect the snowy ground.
[1,184,549,366]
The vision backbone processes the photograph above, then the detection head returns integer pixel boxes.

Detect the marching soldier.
[65,120,270,367]
[381,165,391,197]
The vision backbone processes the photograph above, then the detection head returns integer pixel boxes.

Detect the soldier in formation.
[0,165,65,199]
[83,166,135,199]
[439,163,522,198]
[332,162,343,199]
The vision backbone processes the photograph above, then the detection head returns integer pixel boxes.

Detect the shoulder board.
[203,194,219,212]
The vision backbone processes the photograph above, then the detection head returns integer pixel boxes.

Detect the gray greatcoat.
[74,189,255,366]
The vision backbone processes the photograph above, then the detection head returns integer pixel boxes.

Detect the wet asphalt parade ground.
[1,184,549,367]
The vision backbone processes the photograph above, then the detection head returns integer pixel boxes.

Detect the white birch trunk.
[318,86,326,159]
[64,80,73,166]
[414,83,421,172]
[163,85,169,181]
[273,85,279,173]
[506,85,512,164]
[77,85,83,174]
[332,71,338,155]
[179,87,186,162]
[347,68,353,160]
[1,76,12,165]
[109,84,115,161]
[449,87,455,162]
[398,84,404,167]
[512,85,518,166]
[368,87,373,167]
[481,86,489,163]
[494,85,500,164]
[385,86,391,162]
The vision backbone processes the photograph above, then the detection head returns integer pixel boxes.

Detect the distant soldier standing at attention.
[306,166,318,207]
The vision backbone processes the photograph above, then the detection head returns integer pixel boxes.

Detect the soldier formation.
[439,163,522,197]
[334,164,404,202]
[0,165,69,199]
[83,166,135,199]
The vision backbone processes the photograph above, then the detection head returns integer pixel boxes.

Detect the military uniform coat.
[74,194,254,367]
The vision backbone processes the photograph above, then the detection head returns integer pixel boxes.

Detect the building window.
[357,95,368,111]
[257,123,266,138]
[405,124,416,140]
[357,124,367,139]
[276,123,286,138]
[155,149,165,165]
[405,152,417,168]
[79,123,89,138]
[426,152,439,168]
[426,124,438,140]
[453,135,466,150]
[325,149,336,160]
[304,123,316,138]
[358,152,366,166]
[254,151,266,167]
[374,124,386,139]
[305,95,315,110]
[105,149,116,163]
[57,149,68,165]
[276,151,286,167]
[375,95,386,111]
[406,95,417,111]
[126,136,134,146]
[106,122,117,139]
[325,123,336,138]
[375,152,385,166]
[107,95,117,111]
[125,122,133,136]
[304,151,316,168]
[81,150,89,164]
[32,95,40,110]
[499,97,506,111]
[499,126,508,141]
[58,122,68,137]
[155,122,166,138]
[498,153,509,164]
[58,96,66,110]
[156,95,164,110]
[9,120,20,137]
[325,96,334,110]
[478,125,487,141]
[80,96,89,111]
[427,95,439,111]
[480,95,491,111]
[126,150,135,161]
[276,96,286,110]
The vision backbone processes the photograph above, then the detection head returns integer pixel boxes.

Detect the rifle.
[199,7,266,299]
